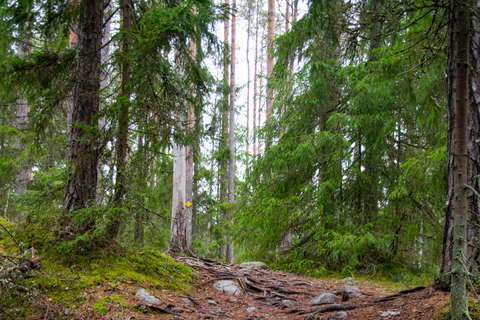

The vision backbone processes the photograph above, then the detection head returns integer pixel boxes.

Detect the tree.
[442,0,471,318]
[109,0,132,238]
[62,0,104,232]
[226,0,236,263]
[441,0,480,289]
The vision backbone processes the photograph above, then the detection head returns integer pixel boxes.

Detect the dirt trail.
[129,257,450,320]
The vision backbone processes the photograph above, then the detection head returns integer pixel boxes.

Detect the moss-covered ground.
[0,221,195,319]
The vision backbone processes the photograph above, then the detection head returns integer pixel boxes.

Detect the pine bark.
[226,0,236,263]
[266,0,274,121]
[63,0,104,225]
[220,0,230,258]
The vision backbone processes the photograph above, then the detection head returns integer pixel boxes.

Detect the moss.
[92,294,127,315]
[0,245,194,318]
[436,300,480,320]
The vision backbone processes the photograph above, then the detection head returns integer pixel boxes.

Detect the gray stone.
[171,307,184,313]
[239,261,269,270]
[64,308,71,316]
[307,292,336,305]
[345,285,362,296]
[246,307,258,313]
[381,310,400,317]
[182,298,193,307]
[213,280,241,296]
[329,311,348,319]
[207,308,225,314]
[340,277,358,286]
[208,299,217,306]
[135,288,162,305]
[281,299,295,308]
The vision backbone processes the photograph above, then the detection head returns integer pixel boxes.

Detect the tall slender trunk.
[245,0,251,165]
[220,0,230,259]
[63,0,104,228]
[226,0,236,263]
[253,1,259,156]
[134,131,145,247]
[266,0,275,122]
[109,0,132,238]
[444,0,471,318]
[169,135,188,253]
[15,38,30,196]
[185,5,197,249]
[258,36,264,155]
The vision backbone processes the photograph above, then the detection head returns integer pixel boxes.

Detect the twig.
[0,220,22,252]
[118,295,125,320]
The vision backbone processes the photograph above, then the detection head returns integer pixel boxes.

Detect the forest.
[0,0,479,318]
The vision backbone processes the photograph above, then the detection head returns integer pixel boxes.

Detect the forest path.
[143,257,450,320]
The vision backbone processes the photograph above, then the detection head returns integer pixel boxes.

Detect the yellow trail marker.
[186,201,192,208]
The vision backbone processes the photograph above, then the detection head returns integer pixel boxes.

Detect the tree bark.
[220,0,230,259]
[185,5,196,249]
[253,0,259,156]
[266,0,275,121]
[169,138,189,253]
[109,0,132,238]
[15,38,30,196]
[445,0,471,319]
[226,0,236,263]
[441,0,480,290]
[63,0,104,228]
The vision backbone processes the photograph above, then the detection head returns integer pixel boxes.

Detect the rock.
[307,292,336,305]
[340,277,358,286]
[246,307,258,313]
[213,280,241,296]
[345,285,362,296]
[207,308,225,314]
[304,315,315,320]
[381,310,400,317]
[182,298,193,307]
[135,288,162,305]
[171,307,184,313]
[328,311,348,319]
[239,261,269,270]
[229,298,237,302]
[208,299,217,306]
[281,299,295,308]
[64,308,71,316]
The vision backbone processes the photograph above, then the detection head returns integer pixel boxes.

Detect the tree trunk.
[169,138,189,253]
[253,0,259,156]
[441,0,480,290]
[226,0,236,263]
[246,0,251,165]
[185,5,196,250]
[109,0,132,238]
[15,39,30,196]
[266,0,274,121]
[63,0,104,229]
[220,0,230,259]
[444,0,471,318]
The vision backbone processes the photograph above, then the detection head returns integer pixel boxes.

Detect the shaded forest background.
[0,0,477,289]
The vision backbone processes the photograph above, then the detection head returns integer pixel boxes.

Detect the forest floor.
[84,257,458,320]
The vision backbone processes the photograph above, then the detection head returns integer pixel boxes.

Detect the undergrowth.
[0,219,195,319]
